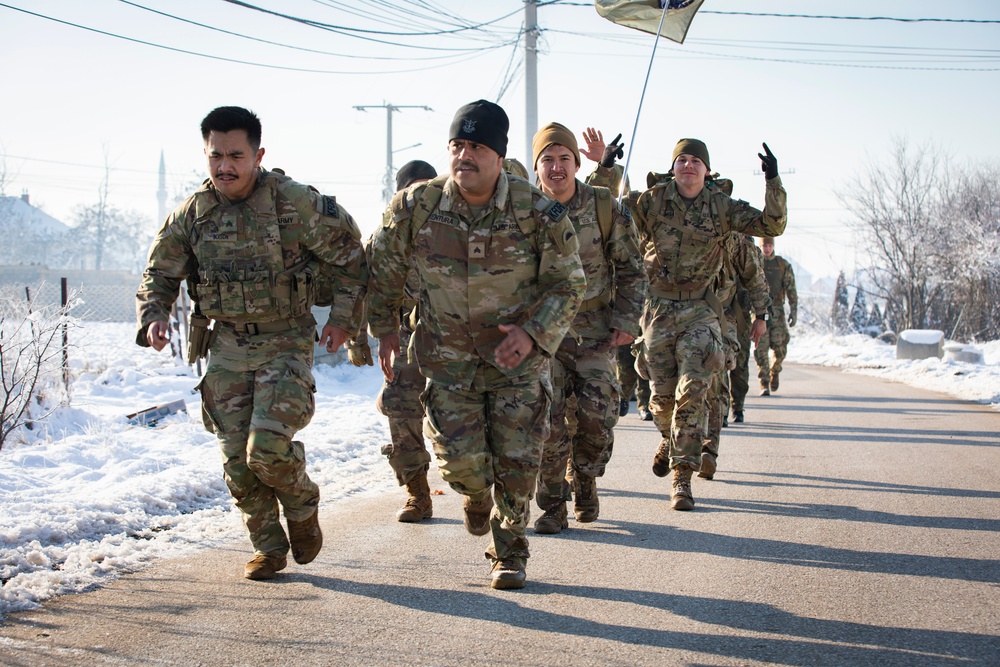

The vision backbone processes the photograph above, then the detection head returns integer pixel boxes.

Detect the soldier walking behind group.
[366,101,585,589]
[347,160,439,523]
[729,236,768,421]
[755,236,798,395]
[529,122,645,535]
[135,106,367,580]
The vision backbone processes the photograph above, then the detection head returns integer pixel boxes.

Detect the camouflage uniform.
[703,234,770,465]
[730,242,767,415]
[616,343,651,413]
[367,172,585,568]
[136,169,366,558]
[631,176,786,474]
[755,253,797,391]
[535,180,645,519]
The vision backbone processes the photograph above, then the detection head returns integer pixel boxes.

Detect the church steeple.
[157,150,168,223]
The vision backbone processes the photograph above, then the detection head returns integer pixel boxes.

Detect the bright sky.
[1,0,998,282]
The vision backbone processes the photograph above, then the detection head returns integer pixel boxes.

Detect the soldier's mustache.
[457,161,479,172]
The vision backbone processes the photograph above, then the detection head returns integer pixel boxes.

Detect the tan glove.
[347,339,374,367]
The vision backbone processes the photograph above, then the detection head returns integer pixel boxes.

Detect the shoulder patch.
[323,195,339,218]
[543,200,567,221]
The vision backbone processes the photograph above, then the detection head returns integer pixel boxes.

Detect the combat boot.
[733,410,744,423]
[573,473,599,523]
[533,502,568,534]
[396,472,433,523]
[770,373,780,392]
[490,558,526,590]
[287,509,323,565]
[698,451,717,480]
[244,553,287,580]
[638,408,653,421]
[463,494,492,536]
[670,468,695,511]
[759,381,770,396]
[652,440,670,477]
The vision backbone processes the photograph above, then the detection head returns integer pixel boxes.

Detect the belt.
[219,314,315,335]
[647,284,708,301]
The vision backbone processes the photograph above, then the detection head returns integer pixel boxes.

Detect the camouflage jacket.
[720,234,771,318]
[135,169,366,343]
[763,254,797,315]
[367,171,586,387]
[564,179,646,340]
[631,176,786,298]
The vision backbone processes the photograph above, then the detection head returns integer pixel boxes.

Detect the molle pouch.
[219,282,246,316]
[187,313,212,364]
[194,282,224,318]
[274,265,315,318]
[243,277,272,315]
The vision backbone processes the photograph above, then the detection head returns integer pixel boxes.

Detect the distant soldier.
[529,122,645,535]
[755,237,797,395]
[347,160,438,523]
[367,101,585,590]
[729,237,768,422]
[701,232,771,480]
[596,137,786,510]
[135,106,366,580]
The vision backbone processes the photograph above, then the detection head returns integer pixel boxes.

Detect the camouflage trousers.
[640,296,725,471]
[536,335,620,511]
[729,309,753,412]
[421,362,550,564]
[705,309,739,456]
[376,330,431,486]
[755,310,790,382]
[617,342,650,410]
[198,324,320,558]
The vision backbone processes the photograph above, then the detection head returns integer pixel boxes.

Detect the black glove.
[788,310,797,328]
[758,142,778,179]
[600,133,624,168]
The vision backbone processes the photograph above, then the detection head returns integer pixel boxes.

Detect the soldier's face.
[762,241,774,257]
[449,139,503,201]
[535,144,579,203]
[204,130,264,202]
[672,153,708,195]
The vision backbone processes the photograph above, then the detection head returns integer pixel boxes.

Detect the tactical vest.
[190,172,318,323]
[763,256,788,306]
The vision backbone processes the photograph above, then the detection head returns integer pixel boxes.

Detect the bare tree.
[0,295,74,452]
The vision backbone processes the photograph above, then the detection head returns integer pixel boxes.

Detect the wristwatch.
[755,312,769,322]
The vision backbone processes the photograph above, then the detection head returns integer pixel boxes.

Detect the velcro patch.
[545,201,567,221]
[323,195,339,218]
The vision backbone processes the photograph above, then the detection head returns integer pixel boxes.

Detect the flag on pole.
[595,0,705,43]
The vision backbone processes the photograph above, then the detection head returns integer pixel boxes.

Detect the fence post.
[61,277,70,398]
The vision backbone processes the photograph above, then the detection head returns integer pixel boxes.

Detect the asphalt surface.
[3,362,999,666]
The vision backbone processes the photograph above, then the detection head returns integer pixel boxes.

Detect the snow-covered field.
[2,321,998,615]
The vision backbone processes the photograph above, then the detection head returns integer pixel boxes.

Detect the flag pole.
[619,1,670,202]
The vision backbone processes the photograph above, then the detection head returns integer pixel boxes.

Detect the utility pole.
[524,0,538,183]
[354,102,432,203]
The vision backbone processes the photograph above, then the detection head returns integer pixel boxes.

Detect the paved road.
[3,363,999,666]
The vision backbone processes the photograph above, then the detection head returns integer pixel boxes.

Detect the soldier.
[729,236,768,422]
[755,236,798,395]
[701,232,771,480]
[347,160,438,523]
[135,106,366,580]
[579,129,653,423]
[366,100,585,590]
[529,122,645,535]
[597,138,786,510]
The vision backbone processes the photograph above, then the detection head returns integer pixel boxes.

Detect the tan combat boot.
[770,372,780,392]
[396,472,433,523]
[652,439,670,477]
[463,494,493,536]
[573,472,599,523]
[287,509,323,565]
[534,502,568,534]
[490,557,526,590]
[244,553,287,580]
[759,380,771,396]
[671,468,695,511]
[698,451,717,480]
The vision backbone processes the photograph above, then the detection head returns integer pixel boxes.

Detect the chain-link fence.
[0,266,140,323]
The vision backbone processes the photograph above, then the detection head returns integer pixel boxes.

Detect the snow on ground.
[2,321,998,615]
